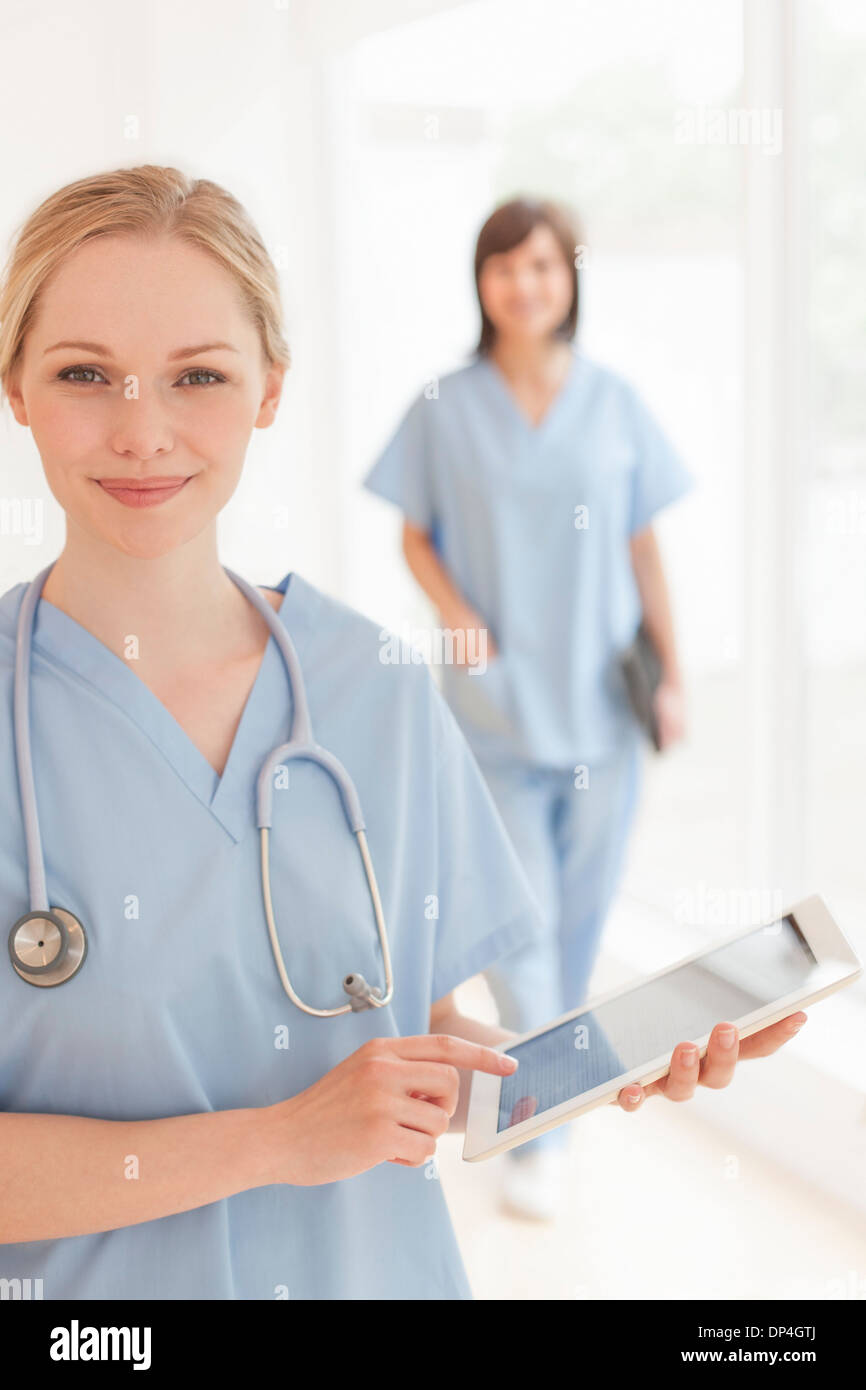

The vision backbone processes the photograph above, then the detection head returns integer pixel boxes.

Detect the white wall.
[0,0,352,596]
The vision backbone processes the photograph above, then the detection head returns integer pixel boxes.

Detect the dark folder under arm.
[619,620,663,751]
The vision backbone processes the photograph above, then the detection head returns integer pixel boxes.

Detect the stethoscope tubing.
[14,565,52,914]
[10,562,393,1011]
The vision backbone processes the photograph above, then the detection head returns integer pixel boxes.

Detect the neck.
[40,521,258,681]
[487,334,572,381]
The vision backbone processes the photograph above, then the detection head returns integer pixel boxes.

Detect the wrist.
[244,1102,288,1189]
[439,602,471,630]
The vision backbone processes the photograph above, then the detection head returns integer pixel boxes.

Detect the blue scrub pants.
[479,727,643,1162]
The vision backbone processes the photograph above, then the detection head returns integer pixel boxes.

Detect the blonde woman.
[0,168,805,1300]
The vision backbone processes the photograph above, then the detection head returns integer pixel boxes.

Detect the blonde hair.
[0,164,291,402]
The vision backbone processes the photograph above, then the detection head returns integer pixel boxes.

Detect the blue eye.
[176,369,226,387]
[57,365,107,385]
[55,365,227,388]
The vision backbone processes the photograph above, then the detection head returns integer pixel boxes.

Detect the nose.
[108,386,175,460]
[509,267,542,296]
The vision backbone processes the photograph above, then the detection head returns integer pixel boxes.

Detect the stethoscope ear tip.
[343,973,384,1010]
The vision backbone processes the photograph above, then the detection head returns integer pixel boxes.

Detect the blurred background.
[1,0,864,1298]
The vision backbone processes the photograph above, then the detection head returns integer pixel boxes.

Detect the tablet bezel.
[462,894,862,1162]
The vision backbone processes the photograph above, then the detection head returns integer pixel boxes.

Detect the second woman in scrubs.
[365,197,694,1217]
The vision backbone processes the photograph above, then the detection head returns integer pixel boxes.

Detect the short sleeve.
[363,392,436,531]
[626,384,695,534]
[429,699,545,1002]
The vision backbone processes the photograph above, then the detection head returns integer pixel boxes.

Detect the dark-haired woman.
[364,198,694,1218]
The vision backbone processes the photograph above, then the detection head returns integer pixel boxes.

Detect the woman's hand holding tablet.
[465,895,860,1160]
[612,1012,808,1112]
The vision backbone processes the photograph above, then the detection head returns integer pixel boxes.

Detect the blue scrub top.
[0,570,545,1300]
[364,348,694,769]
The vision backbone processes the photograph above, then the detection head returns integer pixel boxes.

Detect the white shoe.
[500,1147,565,1222]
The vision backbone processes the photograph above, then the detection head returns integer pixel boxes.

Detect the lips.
[96,476,192,509]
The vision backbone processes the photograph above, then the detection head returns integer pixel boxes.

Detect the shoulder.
[574,350,641,406]
[280,564,464,783]
[399,356,488,418]
[433,356,487,397]
[278,569,399,657]
[573,353,670,446]
[278,571,453,760]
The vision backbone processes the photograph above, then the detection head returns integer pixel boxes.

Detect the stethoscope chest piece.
[8,907,88,987]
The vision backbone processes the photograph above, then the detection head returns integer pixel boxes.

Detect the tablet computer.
[463,894,862,1162]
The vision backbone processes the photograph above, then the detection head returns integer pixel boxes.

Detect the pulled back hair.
[0,164,291,403]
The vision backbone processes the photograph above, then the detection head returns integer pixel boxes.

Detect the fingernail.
[503,1055,518,1070]
[717,1027,737,1048]
[626,1092,640,1104]
[681,1046,698,1065]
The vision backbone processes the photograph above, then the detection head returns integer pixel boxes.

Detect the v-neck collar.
[477,345,582,440]
[27,571,314,845]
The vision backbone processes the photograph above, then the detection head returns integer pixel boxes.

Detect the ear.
[255,362,287,430]
[4,370,29,427]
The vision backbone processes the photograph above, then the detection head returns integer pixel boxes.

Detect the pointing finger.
[395,1033,520,1076]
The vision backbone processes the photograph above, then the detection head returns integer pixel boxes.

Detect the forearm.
[629,526,682,682]
[402,523,469,623]
[0,1106,274,1244]
[432,1005,518,1133]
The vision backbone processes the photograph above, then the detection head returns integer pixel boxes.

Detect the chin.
[114,537,193,561]
[503,316,558,336]
[84,515,213,562]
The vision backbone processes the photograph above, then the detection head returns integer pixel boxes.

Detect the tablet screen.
[497,914,817,1133]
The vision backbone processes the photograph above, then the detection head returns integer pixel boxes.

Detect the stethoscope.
[8,563,394,1015]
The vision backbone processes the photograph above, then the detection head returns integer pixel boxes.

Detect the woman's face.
[7,233,285,558]
[478,222,574,347]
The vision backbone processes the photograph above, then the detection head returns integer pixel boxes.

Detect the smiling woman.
[0,164,550,1300]
[0,166,805,1303]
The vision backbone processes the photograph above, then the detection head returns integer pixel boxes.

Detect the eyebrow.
[42,340,240,360]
